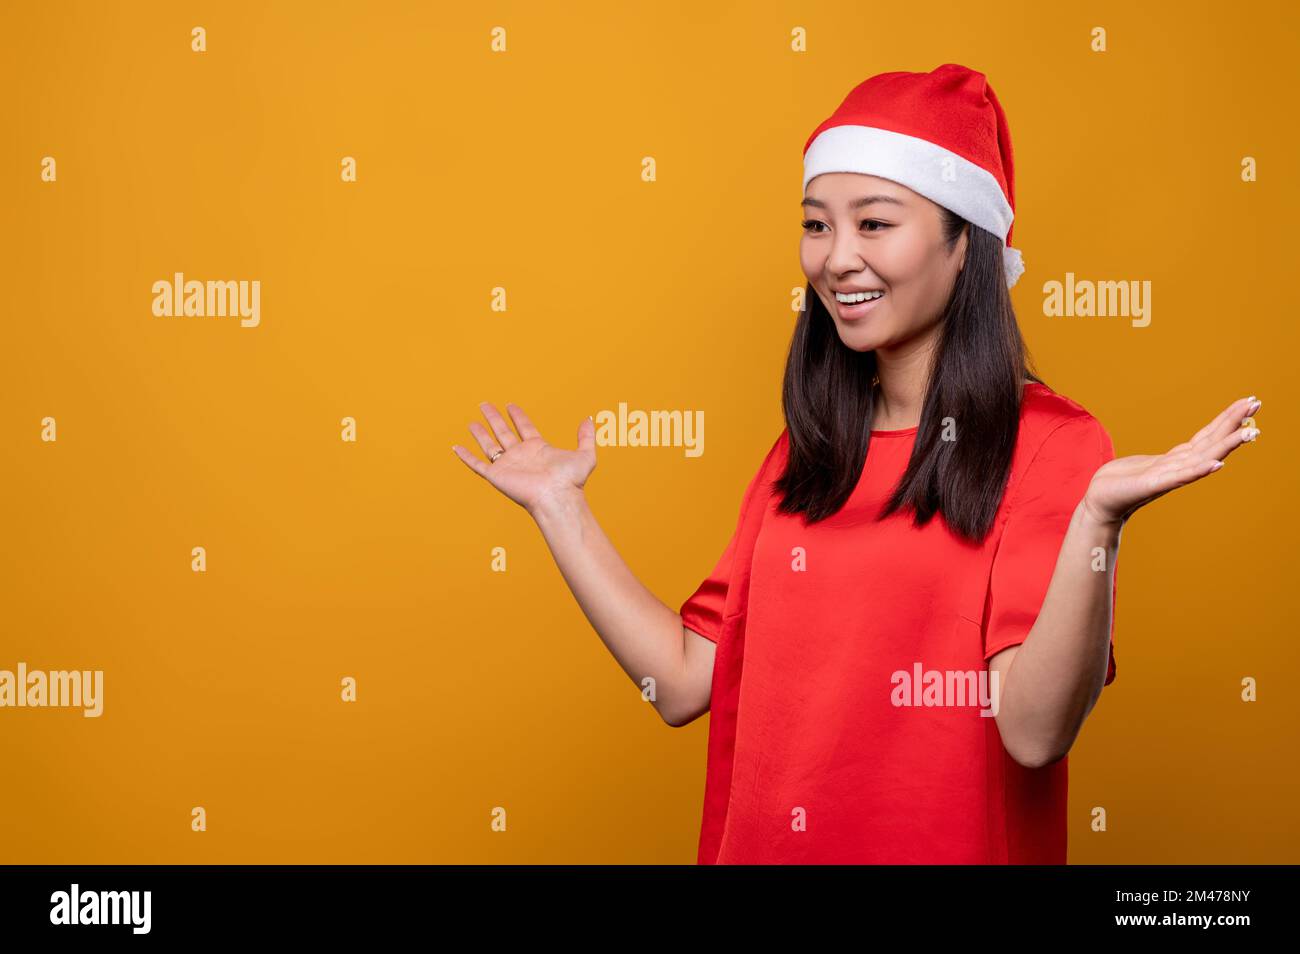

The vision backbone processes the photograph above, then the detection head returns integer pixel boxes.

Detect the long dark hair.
[772,208,1043,544]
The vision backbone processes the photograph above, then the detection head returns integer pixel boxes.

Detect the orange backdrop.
[1,0,1295,863]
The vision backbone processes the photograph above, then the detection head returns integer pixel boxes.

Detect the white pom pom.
[1003,245,1025,289]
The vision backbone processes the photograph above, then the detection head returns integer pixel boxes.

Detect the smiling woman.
[666,63,1260,866]
[452,62,1262,867]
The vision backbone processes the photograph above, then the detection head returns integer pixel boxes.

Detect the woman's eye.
[800,219,889,233]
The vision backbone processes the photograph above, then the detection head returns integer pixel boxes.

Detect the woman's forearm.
[528,487,696,725]
[996,499,1122,764]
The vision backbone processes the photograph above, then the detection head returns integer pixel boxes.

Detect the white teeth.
[835,290,884,303]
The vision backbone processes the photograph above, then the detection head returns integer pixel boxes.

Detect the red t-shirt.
[679,382,1118,864]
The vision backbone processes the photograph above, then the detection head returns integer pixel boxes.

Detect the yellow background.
[1,0,1295,863]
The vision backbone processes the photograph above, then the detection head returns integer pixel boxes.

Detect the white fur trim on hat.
[1002,245,1025,289]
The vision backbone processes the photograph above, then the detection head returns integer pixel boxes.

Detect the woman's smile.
[833,288,887,321]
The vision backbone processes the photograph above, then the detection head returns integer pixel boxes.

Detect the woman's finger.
[1186,397,1246,446]
[1205,422,1261,463]
[478,401,520,449]
[1189,396,1259,448]
[451,443,491,479]
[506,403,543,442]
[467,420,505,458]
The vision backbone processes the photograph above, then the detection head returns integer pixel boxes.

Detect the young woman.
[451,64,1262,864]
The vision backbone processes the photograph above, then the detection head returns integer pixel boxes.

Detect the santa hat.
[802,63,1025,289]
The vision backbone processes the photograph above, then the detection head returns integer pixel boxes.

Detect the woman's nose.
[827,232,866,274]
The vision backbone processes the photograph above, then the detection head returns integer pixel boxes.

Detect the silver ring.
[488,447,504,463]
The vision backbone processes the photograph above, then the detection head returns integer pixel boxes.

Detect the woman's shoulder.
[1019,380,1112,445]
[741,428,791,491]
[1012,382,1116,485]
[763,428,791,479]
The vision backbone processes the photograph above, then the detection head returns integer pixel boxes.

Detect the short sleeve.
[679,524,739,643]
[679,433,784,643]
[983,415,1119,687]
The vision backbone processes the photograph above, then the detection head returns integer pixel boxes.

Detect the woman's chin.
[833,324,887,352]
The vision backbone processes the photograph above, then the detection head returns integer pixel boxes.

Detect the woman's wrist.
[528,484,588,527]
[1076,495,1125,539]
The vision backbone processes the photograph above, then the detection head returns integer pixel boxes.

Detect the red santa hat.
[802,63,1025,289]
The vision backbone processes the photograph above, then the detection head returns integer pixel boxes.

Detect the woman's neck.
[871,371,926,431]
[872,373,1034,431]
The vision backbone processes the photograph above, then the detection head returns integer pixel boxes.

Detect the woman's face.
[800,172,967,353]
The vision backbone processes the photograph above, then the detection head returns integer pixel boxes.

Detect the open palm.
[452,402,598,516]
[1083,395,1261,528]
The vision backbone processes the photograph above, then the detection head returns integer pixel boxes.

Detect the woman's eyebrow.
[801,195,905,209]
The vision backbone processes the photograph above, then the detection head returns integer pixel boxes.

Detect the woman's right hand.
[452,402,597,518]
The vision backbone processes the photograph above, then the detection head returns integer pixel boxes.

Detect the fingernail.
[1210,460,1224,471]
[1248,399,1262,414]
[1243,427,1260,441]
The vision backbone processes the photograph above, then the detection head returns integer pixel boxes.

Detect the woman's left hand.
[1081,395,1262,529]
